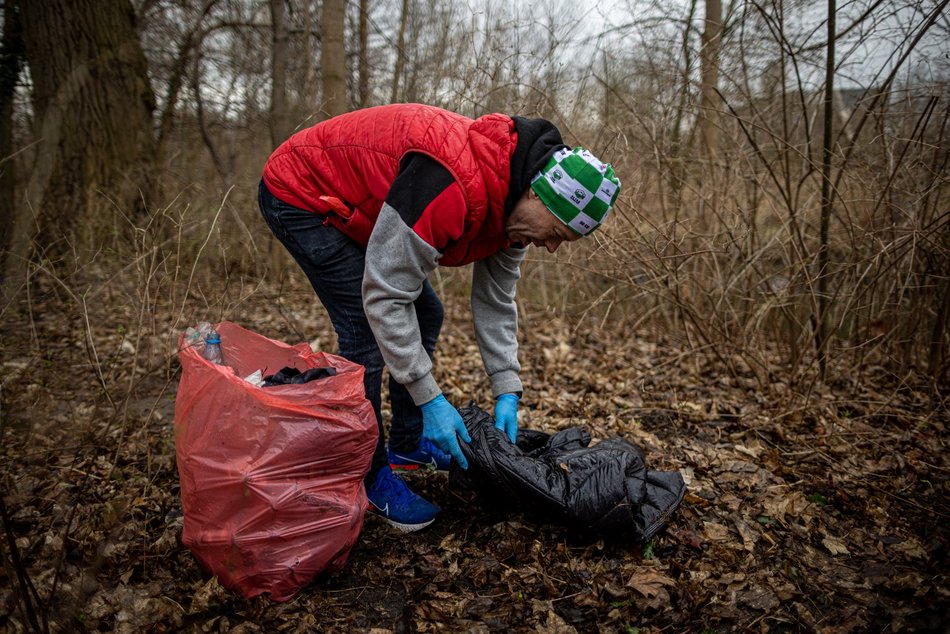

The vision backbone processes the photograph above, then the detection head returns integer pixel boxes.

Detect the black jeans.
[258,181,444,481]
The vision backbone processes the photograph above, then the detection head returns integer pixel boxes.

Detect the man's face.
[506,188,582,253]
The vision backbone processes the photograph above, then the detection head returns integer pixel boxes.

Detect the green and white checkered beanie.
[530,147,621,236]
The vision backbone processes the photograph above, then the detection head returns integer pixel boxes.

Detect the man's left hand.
[494,393,519,443]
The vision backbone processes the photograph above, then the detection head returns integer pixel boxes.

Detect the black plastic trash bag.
[262,365,337,386]
[450,404,686,541]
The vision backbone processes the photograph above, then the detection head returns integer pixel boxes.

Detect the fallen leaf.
[738,587,779,611]
[891,538,927,559]
[734,444,764,458]
[734,518,758,551]
[189,577,224,614]
[703,521,731,542]
[683,492,710,508]
[763,490,813,524]
[626,569,676,600]
[671,528,704,550]
[822,536,851,556]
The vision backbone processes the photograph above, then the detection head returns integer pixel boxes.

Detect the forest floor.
[1,276,948,633]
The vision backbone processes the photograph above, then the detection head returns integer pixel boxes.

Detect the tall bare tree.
[269,0,292,144]
[301,0,319,112]
[0,0,23,269]
[390,0,410,104]
[815,0,836,378]
[358,0,370,107]
[698,0,722,215]
[321,0,347,118]
[4,0,155,294]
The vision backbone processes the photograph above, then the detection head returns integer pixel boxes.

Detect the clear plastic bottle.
[203,329,224,365]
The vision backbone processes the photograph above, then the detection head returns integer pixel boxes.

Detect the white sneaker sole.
[378,515,435,533]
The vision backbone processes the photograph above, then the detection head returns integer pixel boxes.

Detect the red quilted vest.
[262,104,518,266]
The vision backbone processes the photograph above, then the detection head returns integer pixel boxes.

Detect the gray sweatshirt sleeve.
[471,245,527,397]
[362,203,442,405]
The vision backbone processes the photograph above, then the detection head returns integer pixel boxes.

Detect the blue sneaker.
[388,437,452,471]
[366,466,439,532]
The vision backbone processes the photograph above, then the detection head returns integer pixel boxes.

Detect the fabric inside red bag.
[174,322,377,601]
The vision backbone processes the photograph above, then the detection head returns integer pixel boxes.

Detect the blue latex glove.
[420,394,472,470]
[494,393,519,443]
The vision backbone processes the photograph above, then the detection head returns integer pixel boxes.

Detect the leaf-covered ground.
[1,278,948,633]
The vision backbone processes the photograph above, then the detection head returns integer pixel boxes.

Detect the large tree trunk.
[358,0,370,107]
[0,0,24,270]
[301,0,319,113]
[321,0,347,119]
[698,0,722,157]
[390,0,409,104]
[5,0,155,293]
[697,0,722,216]
[269,0,292,145]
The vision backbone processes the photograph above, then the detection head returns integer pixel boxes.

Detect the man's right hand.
[420,394,471,469]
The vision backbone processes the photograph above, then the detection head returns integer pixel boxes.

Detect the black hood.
[504,116,566,215]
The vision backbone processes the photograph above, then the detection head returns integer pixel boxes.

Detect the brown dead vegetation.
[1,271,946,633]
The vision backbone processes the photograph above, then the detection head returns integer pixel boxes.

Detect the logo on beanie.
[530,146,622,236]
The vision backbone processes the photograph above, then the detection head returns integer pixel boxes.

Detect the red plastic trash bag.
[174,321,377,601]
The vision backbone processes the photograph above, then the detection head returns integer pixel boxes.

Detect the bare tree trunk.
[269,0,292,145]
[4,0,155,296]
[698,0,722,215]
[265,0,294,276]
[302,0,319,113]
[816,0,836,378]
[358,0,370,107]
[321,0,347,118]
[191,55,228,185]
[0,0,24,267]
[671,0,697,158]
[669,0,698,208]
[390,0,409,104]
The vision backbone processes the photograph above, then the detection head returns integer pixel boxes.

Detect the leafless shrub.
[520,0,950,394]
